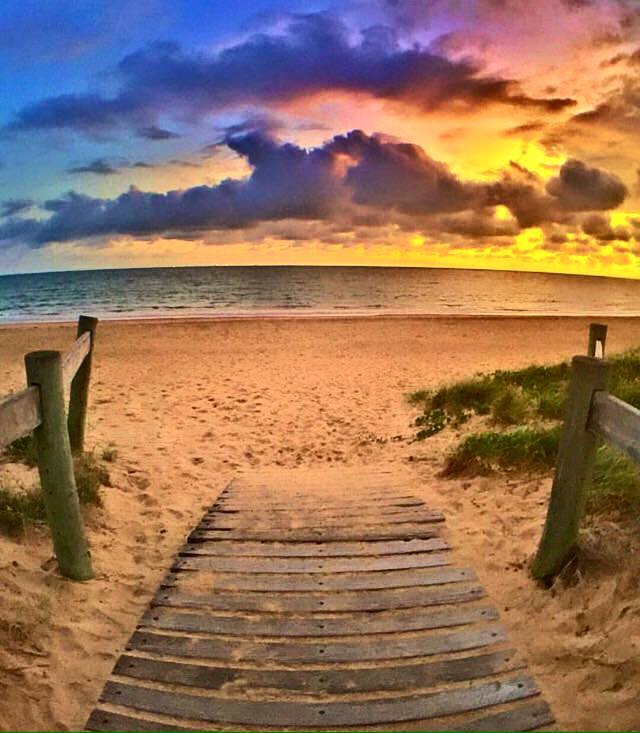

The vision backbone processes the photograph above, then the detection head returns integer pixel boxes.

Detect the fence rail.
[0,316,98,580]
[589,392,640,464]
[532,322,640,580]
[0,386,41,450]
[62,331,91,393]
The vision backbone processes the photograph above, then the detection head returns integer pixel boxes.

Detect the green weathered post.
[25,350,94,581]
[588,323,607,358]
[68,315,98,453]
[531,355,609,580]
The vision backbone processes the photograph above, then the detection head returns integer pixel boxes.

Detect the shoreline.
[2,310,640,329]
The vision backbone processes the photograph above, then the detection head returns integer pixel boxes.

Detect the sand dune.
[1,315,640,731]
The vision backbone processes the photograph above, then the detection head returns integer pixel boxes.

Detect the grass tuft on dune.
[0,442,111,537]
[410,348,640,514]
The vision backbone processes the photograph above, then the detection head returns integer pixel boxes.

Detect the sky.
[1,0,640,277]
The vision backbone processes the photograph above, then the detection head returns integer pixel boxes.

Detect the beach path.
[85,469,554,732]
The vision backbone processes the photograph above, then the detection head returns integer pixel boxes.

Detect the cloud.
[6,13,575,137]
[326,129,484,215]
[435,210,520,238]
[67,158,121,175]
[582,213,630,240]
[505,121,547,136]
[0,217,41,244]
[1,199,33,217]
[137,125,180,140]
[1,129,628,249]
[546,158,627,210]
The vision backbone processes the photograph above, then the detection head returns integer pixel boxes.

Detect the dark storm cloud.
[545,159,627,210]
[1,198,33,217]
[326,129,483,215]
[582,213,630,241]
[137,125,180,140]
[0,217,41,244]
[1,130,628,247]
[6,13,575,136]
[67,158,120,175]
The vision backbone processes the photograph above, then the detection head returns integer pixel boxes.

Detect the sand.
[1,314,640,731]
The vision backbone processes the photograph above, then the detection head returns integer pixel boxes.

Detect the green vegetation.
[0,438,113,537]
[2,435,38,467]
[0,485,48,537]
[410,349,640,437]
[409,348,640,515]
[443,426,561,476]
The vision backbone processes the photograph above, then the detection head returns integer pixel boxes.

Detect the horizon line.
[1,262,640,284]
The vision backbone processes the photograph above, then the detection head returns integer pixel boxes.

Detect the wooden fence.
[532,323,640,579]
[0,316,97,581]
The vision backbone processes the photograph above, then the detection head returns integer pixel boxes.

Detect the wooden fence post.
[25,350,94,581]
[588,323,607,358]
[68,315,98,453]
[531,355,609,580]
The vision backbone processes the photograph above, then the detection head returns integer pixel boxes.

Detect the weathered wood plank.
[128,625,506,663]
[101,675,539,727]
[0,386,41,450]
[61,331,91,392]
[86,709,199,732]
[153,583,485,612]
[164,565,472,591]
[141,604,497,637]
[590,391,640,464]
[173,551,452,574]
[216,496,422,510]
[211,505,427,519]
[447,700,555,732]
[189,526,443,542]
[532,356,609,579]
[200,512,444,530]
[180,537,449,557]
[25,351,93,580]
[115,648,521,693]
[86,699,553,733]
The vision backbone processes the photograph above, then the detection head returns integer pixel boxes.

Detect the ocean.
[0,266,638,323]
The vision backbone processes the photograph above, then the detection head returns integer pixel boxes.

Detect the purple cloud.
[0,130,627,248]
[67,158,120,175]
[7,14,575,137]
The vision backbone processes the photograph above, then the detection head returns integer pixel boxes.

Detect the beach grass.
[0,442,111,537]
[410,348,640,514]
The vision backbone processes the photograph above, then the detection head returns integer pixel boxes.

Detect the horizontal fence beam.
[0,386,41,450]
[62,331,91,394]
[589,391,640,464]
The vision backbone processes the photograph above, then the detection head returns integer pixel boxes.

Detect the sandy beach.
[2,314,640,731]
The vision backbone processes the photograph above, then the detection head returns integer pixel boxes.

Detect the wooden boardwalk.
[86,471,554,731]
